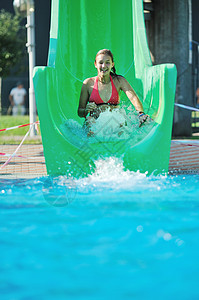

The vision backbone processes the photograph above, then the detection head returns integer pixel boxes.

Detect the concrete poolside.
[0,144,46,179]
[0,140,199,179]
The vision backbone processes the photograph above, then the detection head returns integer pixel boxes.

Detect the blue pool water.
[0,158,199,300]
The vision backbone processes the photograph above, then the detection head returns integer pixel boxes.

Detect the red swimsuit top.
[89,75,119,105]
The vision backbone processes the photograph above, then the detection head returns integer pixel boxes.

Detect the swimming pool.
[0,158,199,300]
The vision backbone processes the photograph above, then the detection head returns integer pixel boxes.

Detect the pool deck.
[0,140,199,179]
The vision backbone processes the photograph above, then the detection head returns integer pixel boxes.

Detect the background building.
[144,0,199,136]
[1,0,199,136]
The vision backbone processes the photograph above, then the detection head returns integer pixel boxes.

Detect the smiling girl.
[78,49,147,134]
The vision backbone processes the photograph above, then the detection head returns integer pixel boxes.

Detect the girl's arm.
[119,77,148,127]
[119,77,144,113]
[78,79,97,118]
[78,79,90,118]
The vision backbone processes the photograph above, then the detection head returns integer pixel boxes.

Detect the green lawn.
[0,116,42,144]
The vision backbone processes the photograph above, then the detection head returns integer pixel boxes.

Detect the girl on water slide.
[78,49,148,135]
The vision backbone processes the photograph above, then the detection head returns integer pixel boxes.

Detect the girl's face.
[94,54,114,76]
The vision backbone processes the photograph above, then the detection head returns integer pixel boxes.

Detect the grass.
[0,116,42,145]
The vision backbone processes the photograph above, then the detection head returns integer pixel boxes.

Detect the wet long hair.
[95,49,118,78]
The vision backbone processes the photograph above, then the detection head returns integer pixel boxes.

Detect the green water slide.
[33,0,177,177]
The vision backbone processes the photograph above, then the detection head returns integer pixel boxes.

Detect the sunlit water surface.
[0,157,199,300]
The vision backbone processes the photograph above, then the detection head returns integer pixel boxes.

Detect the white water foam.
[76,156,168,193]
[61,108,155,144]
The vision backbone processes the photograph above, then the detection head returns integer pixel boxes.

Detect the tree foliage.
[0,9,26,78]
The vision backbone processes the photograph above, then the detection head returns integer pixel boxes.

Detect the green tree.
[0,9,26,78]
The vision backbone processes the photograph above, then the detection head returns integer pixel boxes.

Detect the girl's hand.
[138,112,148,127]
[85,102,98,114]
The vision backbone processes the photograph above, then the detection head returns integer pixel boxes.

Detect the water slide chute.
[33,0,177,177]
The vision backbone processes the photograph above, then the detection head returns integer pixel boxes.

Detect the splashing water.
[61,108,155,144]
[76,156,175,196]
[83,156,147,186]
